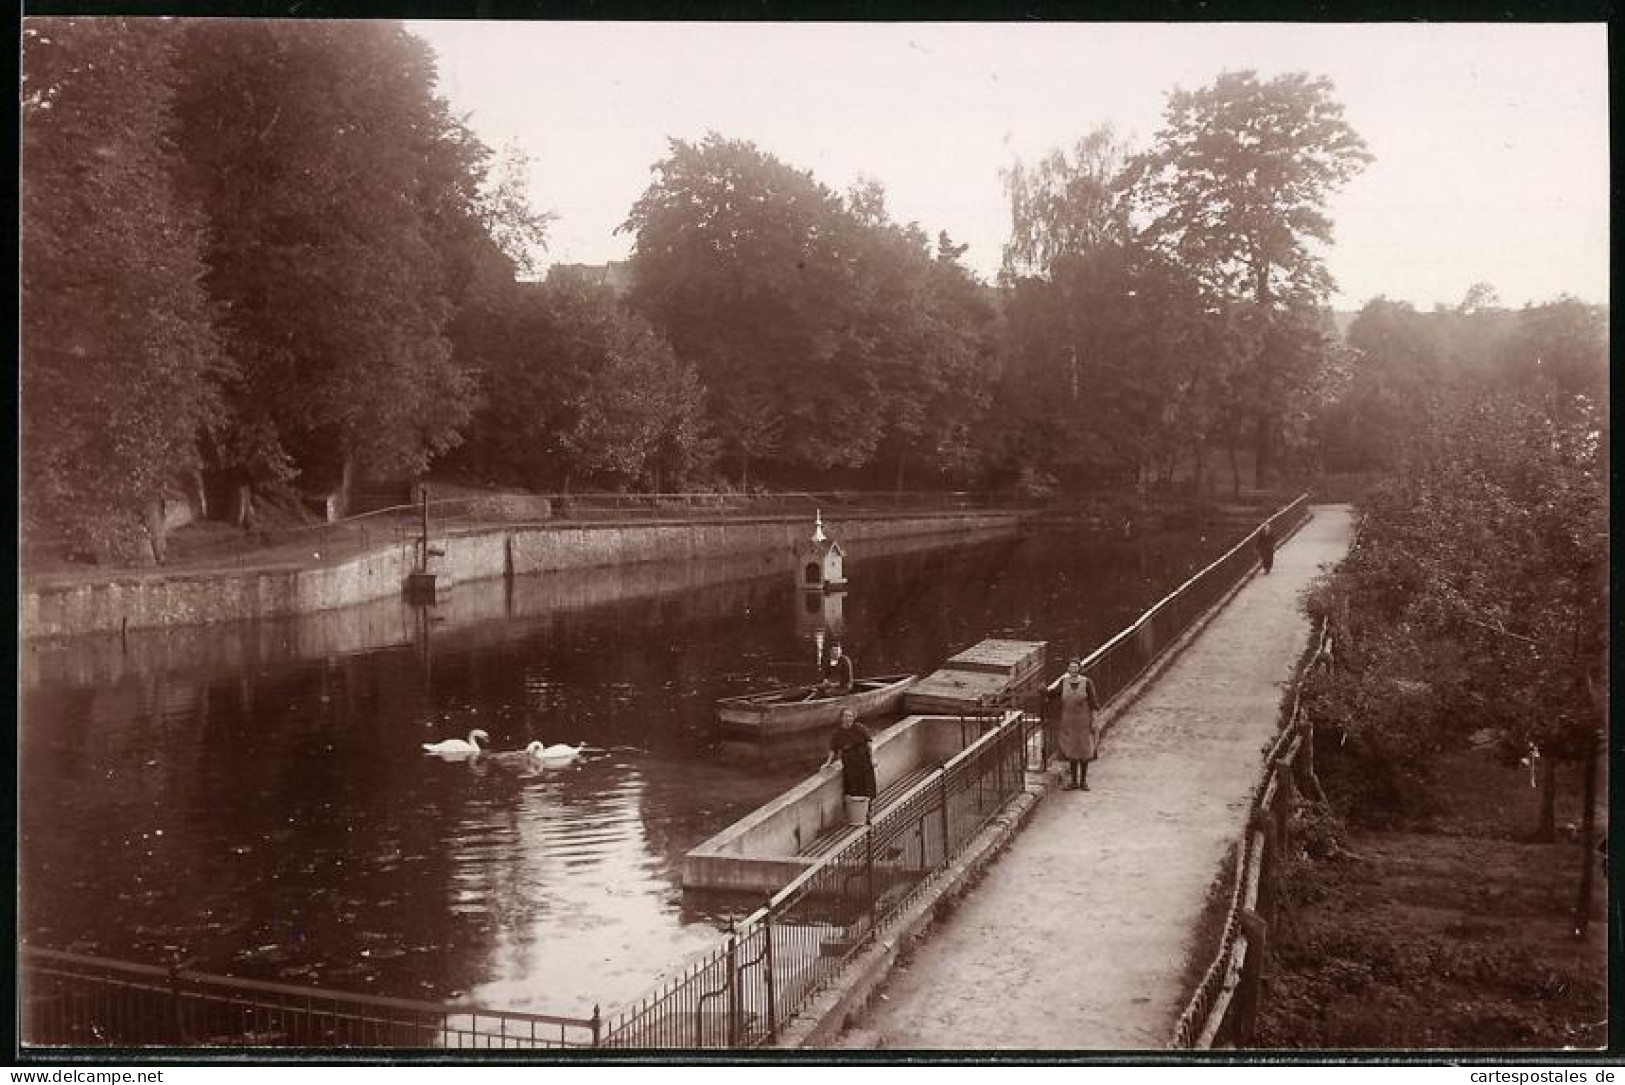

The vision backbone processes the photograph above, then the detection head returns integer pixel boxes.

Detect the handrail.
[1078,494,1309,677]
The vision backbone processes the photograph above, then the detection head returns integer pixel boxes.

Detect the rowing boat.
[716,674,915,737]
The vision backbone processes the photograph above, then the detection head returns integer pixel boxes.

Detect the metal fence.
[599,710,1034,1048]
[1076,494,1311,707]
[1009,494,1313,767]
[20,947,601,1049]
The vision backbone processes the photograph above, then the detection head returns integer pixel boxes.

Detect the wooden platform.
[944,639,1047,681]
[905,639,1047,714]
[796,766,938,859]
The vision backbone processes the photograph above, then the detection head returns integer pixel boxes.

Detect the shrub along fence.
[1168,616,1334,1049]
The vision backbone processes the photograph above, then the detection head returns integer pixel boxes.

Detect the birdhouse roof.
[811,538,845,557]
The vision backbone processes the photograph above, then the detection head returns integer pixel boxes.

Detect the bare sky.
[410,21,1608,311]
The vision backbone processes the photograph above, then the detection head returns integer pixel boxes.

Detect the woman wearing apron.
[1048,658,1100,790]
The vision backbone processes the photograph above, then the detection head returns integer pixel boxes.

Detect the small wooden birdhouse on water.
[799,510,847,592]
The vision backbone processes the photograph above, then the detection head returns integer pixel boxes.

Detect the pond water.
[19,519,1247,1020]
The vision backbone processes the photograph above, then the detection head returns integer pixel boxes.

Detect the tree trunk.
[1192,439,1206,494]
[1227,443,1242,501]
[1535,755,1558,842]
[1253,413,1272,491]
[1572,733,1598,938]
[234,483,256,531]
[191,470,208,521]
[337,454,356,520]
[143,496,168,565]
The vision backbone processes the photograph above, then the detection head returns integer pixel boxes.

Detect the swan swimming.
[423,729,490,755]
[525,740,584,765]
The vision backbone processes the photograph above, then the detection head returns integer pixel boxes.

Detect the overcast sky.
[409,21,1608,311]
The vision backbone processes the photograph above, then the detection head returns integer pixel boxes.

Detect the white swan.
[423,729,490,755]
[525,740,584,765]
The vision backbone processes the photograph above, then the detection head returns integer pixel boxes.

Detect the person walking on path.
[1255,521,1275,574]
[1046,658,1100,790]
[823,707,877,818]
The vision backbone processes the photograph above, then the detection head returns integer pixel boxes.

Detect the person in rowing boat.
[817,643,855,696]
[823,707,877,816]
[1045,658,1100,790]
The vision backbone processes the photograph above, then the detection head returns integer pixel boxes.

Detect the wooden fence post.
[1253,807,1279,926]
[1234,910,1269,1048]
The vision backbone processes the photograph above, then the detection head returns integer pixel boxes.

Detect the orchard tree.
[1128,71,1372,487]
[1308,380,1606,916]
[21,19,228,560]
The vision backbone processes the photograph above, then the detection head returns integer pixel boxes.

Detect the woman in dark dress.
[1255,521,1275,574]
[823,707,877,801]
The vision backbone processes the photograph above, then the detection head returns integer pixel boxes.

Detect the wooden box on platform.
[904,638,1048,714]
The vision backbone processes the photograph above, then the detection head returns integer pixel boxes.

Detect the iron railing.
[1010,494,1312,767]
[599,710,1033,1048]
[20,947,601,1049]
[1075,494,1311,707]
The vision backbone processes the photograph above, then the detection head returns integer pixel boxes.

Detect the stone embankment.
[22,511,1024,640]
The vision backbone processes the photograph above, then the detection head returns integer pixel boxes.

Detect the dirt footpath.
[832,505,1355,1050]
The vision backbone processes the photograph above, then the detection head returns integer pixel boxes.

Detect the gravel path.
[832,505,1356,1050]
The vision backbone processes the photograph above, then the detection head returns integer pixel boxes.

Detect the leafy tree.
[1000,127,1131,282]
[623,135,858,479]
[547,275,710,491]
[995,127,1220,491]
[836,194,998,490]
[624,135,998,488]
[21,18,227,560]
[1492,296,1608,400]
[458,272,710,492]
[1128,71,1372,487]
[169,21,484,506]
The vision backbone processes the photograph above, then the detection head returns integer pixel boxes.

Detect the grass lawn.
[1256,749,1608,1050]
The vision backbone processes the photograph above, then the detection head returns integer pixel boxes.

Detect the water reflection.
[20,522,1242,1016]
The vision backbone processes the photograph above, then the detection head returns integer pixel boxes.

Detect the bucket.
[844,795,872,826]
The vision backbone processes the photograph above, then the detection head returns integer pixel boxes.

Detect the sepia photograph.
[15,15,1610,1061]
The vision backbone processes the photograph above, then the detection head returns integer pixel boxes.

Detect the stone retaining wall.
[22,512,1023,640]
